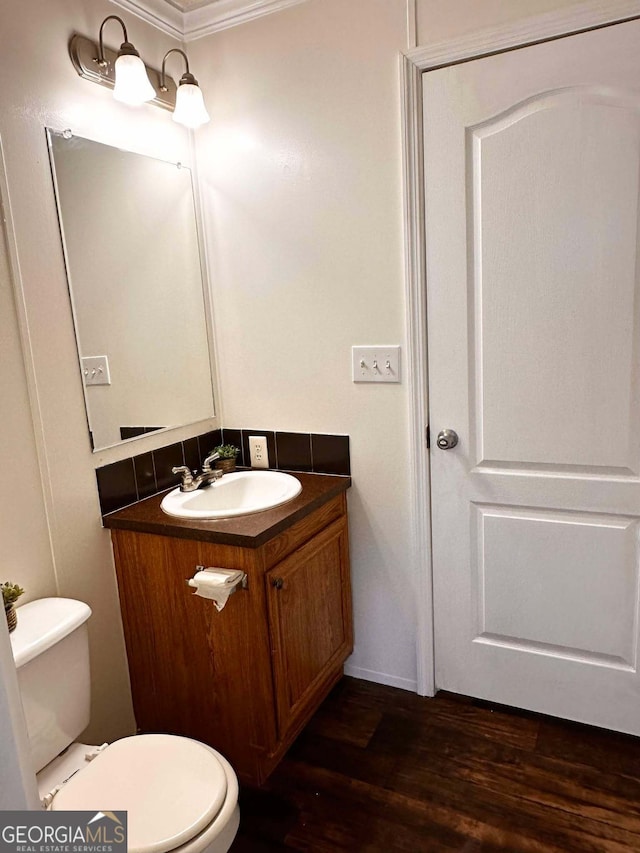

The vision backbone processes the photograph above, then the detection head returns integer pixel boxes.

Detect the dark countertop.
[102,471,351,548]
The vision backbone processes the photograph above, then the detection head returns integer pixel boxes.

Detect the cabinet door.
[267,516,352,737]
[112,530,277,782]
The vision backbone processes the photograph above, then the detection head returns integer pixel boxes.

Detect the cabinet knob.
[272,577,284,590]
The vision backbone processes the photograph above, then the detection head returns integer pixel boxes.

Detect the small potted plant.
[212,444,240,474]
[3,582,25,634]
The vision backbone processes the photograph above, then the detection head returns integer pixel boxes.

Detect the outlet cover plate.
[248,435,269,468]
[352,346,401,383]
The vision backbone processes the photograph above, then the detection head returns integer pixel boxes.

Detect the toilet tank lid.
[10,598,92,669]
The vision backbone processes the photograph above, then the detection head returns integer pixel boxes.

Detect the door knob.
[436,429,458,450]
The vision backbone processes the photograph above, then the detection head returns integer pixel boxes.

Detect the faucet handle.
[202,452,220,473]
[172,465,195,490]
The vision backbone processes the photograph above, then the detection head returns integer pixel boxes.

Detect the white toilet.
[10,597,240,853]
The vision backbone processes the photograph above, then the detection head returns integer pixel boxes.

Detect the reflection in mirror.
[47,130,215,451]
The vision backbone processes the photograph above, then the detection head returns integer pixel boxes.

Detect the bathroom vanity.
[103,472,352,786]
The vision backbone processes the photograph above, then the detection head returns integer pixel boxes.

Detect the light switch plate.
[352,346,401,383]
[82,355,111,386]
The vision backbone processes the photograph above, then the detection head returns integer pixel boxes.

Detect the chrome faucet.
[172,452,222,493]
[202,451,220,473]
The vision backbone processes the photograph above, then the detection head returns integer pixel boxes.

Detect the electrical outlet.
[352,346,401,383]
[249,435,269,468]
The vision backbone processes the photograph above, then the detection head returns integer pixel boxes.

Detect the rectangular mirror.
[47,129,215,452]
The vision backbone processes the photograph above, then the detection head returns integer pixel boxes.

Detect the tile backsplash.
[96,429,221,516]
[119,426,163,440]
[96,428,350,516]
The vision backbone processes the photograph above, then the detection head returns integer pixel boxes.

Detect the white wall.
[190,0,418,689]
[0,0,219,755]
[0,157,56,606]
[0,159,53,809]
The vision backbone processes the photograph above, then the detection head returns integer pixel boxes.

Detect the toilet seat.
[50,734,229,853]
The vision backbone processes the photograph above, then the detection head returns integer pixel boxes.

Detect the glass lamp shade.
[172,83,210,129]
[113,53,156,105]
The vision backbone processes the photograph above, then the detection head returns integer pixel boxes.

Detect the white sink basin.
[160,470,302,520]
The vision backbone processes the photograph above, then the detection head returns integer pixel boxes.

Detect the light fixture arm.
[160,48,198,92]
[96,15,138,68]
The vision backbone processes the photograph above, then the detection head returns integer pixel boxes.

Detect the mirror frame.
[46,127,218,453]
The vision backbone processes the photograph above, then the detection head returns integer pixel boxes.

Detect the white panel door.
[424,19,640,733]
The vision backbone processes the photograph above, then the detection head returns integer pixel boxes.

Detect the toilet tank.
[10,598,92,773]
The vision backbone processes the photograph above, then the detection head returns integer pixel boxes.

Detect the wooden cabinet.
[110,492,352,786]
[267,517,351,738]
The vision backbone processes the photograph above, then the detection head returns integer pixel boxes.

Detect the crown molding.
[183,0,307,41]
[110,0,308,41]
[109,0,185,39]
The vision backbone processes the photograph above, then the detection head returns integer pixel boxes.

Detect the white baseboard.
[343,663,417,693]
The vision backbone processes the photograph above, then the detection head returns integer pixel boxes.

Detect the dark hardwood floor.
[231,676,640,852]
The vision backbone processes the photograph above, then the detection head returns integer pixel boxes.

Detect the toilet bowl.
[11,598,239,853]
[49,736,239,853]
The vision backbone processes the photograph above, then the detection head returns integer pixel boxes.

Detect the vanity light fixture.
[69,20,177,111]
[160,49,210,129]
